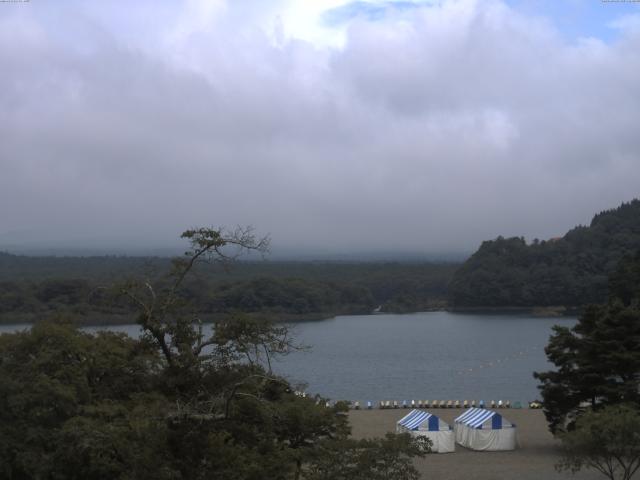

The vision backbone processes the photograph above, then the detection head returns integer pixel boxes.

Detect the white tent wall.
[455,424,517,451]
[410,429,456,454]
[454,408,517,451]
[396,410,455,453]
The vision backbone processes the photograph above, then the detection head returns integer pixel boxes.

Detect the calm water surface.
[0,312,574,404]
[279,312,575,403]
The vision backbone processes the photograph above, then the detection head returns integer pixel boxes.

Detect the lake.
[0,311,574,404]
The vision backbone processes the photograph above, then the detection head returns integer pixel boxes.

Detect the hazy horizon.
[0,240,469,261]
[0,195,632,259]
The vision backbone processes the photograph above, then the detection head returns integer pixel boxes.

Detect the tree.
[115,225,428,479]
[118,226,271,370]
[0,321,171,479]
[449,199,640,308]
[534,252,640,434]
[0,226,428,479]
[556,404,640,480]
[609,251,640,307]
[534,303,640,433]
[304,433,430,480]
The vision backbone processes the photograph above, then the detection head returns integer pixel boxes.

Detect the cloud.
[1,0,639,255]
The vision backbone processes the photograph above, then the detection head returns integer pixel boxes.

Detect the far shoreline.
[447,305,582,317]
[0,305,581,327]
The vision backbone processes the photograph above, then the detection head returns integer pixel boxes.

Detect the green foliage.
[556,404,640,480]
[207,276,376,316]
[534,251,640,434]
[450,199,640,307]
[0,227,427,479]
[0,320,422,479]
[0,255,457,324]
[0,321,169,479]
[304,433,429,480]
[609,251,640,307]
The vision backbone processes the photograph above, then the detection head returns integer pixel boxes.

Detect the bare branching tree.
[119,226,273,367]
[117,226,310,420]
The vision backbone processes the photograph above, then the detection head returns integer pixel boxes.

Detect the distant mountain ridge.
[448,199,640,308]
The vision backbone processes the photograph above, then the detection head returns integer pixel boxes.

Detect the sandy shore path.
[348,408,602,480]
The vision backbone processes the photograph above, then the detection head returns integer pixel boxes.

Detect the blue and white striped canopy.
[397,409,439,431]
[455,408,507,429]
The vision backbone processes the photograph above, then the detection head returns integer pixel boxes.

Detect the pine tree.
[534,251,640,433]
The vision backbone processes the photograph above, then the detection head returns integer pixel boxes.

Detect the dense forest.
[0,254,457,324]
[449,199,640,308]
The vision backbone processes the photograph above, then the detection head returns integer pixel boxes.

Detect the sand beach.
[349,408,603,480]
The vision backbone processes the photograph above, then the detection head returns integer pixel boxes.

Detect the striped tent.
[396,410,455,453]
[454,408,517,451]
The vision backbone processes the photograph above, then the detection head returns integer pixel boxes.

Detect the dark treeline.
[0,255,458,324]
[449,199,640,308]
[0,253,164,282]
[6,199,640,320]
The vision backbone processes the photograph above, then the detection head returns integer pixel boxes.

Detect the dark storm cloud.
[1,0,640,254]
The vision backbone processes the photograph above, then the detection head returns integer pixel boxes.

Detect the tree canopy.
[0,226,428,479]
[534,250,640,434]
[449,199,640,308]
[556,404,640,480]
[0,252,456,325]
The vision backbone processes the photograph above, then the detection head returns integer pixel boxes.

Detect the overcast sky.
[1,0,640,256]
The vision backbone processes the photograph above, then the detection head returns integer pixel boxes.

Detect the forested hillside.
[449,200,640,308]
[0,255,457,324]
